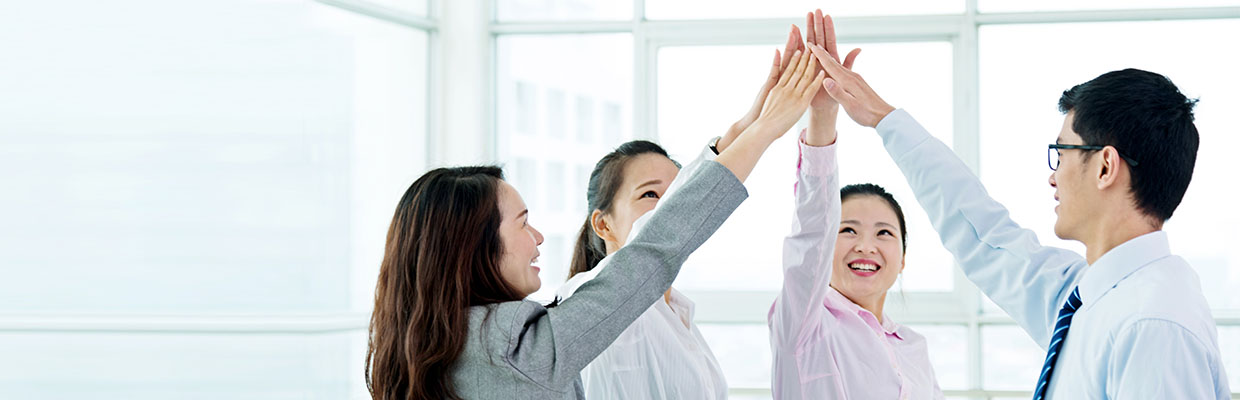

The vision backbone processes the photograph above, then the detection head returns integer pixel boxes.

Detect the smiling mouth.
[847,262,880,272]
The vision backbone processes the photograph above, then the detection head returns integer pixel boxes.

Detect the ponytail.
[569,217,606,277]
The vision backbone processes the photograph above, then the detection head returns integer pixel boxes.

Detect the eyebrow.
[840,220,899,231]
[516,209,528,220]
[633,179,663,192]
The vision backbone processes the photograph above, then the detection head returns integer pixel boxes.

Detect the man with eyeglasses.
[808,39,1228,399]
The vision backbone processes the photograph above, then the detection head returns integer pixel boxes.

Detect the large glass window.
[979,19,1240,311]
[495,34,634,301]
[0,0,429,397]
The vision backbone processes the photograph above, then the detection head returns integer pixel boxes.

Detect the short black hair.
[1058,68,1199,222]
[841,183,907,253]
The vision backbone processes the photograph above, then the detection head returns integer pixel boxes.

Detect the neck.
[1081,207,1159,264]
[861,293,886,322]
[837,287,886,322]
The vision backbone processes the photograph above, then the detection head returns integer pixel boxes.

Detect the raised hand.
[807,42,895,128]
[804,9,861,145]
[718,25,804,153]
[713,49,825,182]
[752,49,827,140]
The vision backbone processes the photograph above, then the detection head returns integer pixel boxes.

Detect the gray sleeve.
[496,160,747,390]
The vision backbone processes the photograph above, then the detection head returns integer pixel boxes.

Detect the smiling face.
[496,180,544,297]
[596,153,680,253]
[831,195,905,309]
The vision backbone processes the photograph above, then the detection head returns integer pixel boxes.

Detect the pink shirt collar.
[824,286,906,340]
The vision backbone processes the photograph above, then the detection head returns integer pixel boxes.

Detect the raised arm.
[501,48,825,389]
[806,42,1087,347]
[770,136,840,349]
[770,10,852,350]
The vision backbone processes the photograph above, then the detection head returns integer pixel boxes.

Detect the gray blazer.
[450,160,747,400]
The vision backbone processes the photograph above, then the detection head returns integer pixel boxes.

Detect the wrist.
[868,105,896,128]
[742,120,783,144]
[807,107,839,146]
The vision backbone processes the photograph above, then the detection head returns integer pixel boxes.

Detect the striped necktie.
[1032,287,1083,400]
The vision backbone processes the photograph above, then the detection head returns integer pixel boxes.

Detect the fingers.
[807,43,840,76]
[789,49,813,89]
[777,50,803,87]
[803,71,827,99]
[805,12,816,47]
[794,51,819,93]
[809,43,850,81]
[813,9,823,51]
[781,25,801,70]
[822,12,839,61]
[843,48,861,70]
[821,78,851,103]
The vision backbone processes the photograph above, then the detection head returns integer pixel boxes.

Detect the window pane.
[0,331,367,399]
[908,324,969,390]
[979,20,1240,310]
[648,0,962,20]
[698,323,772,389]
[0,0,427,314]
[658,42,955,292]
[980,0,1238,13]
[982,325,1042,390]
[495,34,634,301]
[497,0,632,21]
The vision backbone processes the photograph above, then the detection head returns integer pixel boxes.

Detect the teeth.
[848,263,878,272]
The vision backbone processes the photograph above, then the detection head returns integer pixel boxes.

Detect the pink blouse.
[767,137,944,399]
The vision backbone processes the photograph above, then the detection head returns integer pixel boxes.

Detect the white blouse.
[555,142,728,400]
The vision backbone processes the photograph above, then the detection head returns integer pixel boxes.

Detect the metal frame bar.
[315,0,437,30]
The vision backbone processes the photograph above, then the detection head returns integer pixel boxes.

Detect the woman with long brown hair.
[365,48,826,400]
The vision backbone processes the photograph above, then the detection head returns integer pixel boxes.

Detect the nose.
[530,225,545,245]
[1048,170,1057,188]
[853,237,878,255]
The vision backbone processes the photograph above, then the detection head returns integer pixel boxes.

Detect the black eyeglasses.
[1048,144,1140,171]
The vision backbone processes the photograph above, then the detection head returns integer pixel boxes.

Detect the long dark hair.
[366,166,525,400]
[840,183,908,253]
[568,140,678,278]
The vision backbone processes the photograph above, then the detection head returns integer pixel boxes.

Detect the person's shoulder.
[1107,256,1215,335]
[469,300,549,330]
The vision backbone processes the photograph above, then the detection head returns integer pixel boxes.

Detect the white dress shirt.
[555,141,728,400]
[876,109,1230,398]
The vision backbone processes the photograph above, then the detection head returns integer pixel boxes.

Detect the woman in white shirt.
[554,26,814,400]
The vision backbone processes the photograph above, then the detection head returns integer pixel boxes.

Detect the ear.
[1096,146,1122,190]
[899,254,906,274]
[590,209,617,243]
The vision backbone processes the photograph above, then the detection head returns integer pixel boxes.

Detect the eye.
[839,227,856,234]
[878,229,894,237]
[641,191,659,199]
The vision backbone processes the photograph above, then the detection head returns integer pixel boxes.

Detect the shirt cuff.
[797,129,838,177]
[701,136,721,161]
[874,108,932,157]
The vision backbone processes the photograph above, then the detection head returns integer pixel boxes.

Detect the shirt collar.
[825,287,906,340]
[1077,230,1172,309]
[666,287,696,325]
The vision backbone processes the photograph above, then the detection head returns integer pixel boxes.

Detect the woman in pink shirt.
[767,10,944,400]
